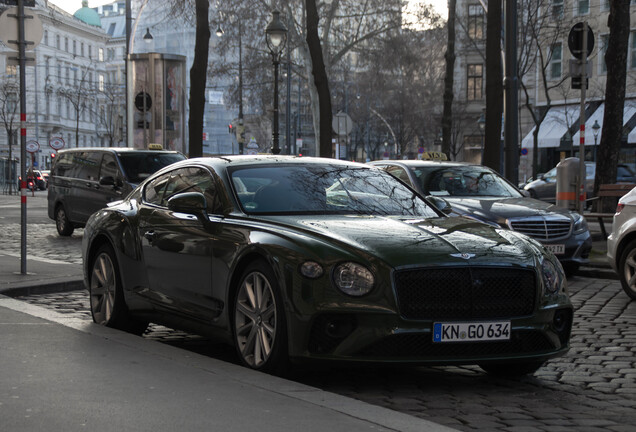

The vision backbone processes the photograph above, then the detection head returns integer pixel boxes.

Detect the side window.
[52,153,76,177]
[145,167,226,214]
[99,154,120,182]
[74,152,102,181]
[386,166,412,186]
[144,172,171,206]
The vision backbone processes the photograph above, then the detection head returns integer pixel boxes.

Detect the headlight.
[333,262,375,296]
[572,212,588,234]
[542,258,564,295]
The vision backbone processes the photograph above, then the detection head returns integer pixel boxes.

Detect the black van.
[48,147,186,236]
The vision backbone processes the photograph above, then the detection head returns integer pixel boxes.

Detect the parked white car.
[607,186,636,300]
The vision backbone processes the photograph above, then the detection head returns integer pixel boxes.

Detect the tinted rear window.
[117,152,186,183]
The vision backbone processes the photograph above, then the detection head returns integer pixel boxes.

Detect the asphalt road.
[3,192,636,431]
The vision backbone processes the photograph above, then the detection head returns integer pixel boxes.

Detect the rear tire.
[55,204,74,236]
[89,244,148,335]
[618,239,636,300]
[479,361,545,376]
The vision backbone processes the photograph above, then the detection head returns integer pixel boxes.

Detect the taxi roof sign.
[148,143,163,150]
[421,151,448,161]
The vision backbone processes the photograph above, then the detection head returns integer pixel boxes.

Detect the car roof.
[183,155,373,170]
[57,147,182,154]
[369,160,478,168]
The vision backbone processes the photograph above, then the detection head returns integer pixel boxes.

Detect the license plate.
[433,321,511,342]
[545,244,565,255]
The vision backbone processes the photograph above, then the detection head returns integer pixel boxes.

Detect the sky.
[50,0,449,19]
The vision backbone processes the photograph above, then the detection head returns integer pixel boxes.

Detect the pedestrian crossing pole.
[578,22,588,215]
[18,0,28,274]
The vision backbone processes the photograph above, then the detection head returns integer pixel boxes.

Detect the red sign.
[26,140,39,153]
[49,137,65,150]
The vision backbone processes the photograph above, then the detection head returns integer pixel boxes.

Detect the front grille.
[508,217,572,241]
[357,330,554,358]
[394,267,536,320]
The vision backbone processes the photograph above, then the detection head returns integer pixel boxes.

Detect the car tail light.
[616,203,625,214]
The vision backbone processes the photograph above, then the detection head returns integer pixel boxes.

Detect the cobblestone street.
[4,195,636,431]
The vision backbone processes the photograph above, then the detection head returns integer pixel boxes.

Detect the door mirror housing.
[426,195,453,215]
[168,192,207,215]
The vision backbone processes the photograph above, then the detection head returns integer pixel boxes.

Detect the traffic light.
[50,152,56,160]
[228,124,233,134]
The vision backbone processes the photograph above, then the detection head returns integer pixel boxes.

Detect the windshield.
[117,152,186,184]
[230,164,438,217]
[412,165,522,198]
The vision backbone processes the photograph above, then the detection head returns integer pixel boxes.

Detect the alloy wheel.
[90,252,117,325]
[235,271,277,368]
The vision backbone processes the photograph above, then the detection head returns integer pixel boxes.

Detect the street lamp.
[592,119,600,161]
[265,10,288,155]
[143,28,154,43]
[477,113,486,164]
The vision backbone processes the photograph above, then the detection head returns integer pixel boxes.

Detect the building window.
[600,34,609,73]
[551,0,564,19]
[73,40,76,56]
[467,5,484,40]
[467,64,483,100]
[56,34,60,50]
[57,63,61,83]
[98,48,104,62]
[44,30,48,45]
[601,0,610,11]
[577,0,590,15]
[98,74,104,92]
[549,43,562,79]
[65,37,68,52]
[89,45,93,59]
[631,32,636,69]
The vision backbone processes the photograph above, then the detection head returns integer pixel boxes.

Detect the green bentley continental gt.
[82,156,572,376]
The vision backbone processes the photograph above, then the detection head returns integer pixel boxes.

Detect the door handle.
[144,231,156,242]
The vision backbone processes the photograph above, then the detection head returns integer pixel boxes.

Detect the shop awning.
[521,106,580,149]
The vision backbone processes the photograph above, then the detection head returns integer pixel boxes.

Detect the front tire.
[55,204,74,236]
[89,244,147,335]
[479,361,545,376]
[233,260,288,375]
[618,239,636,300]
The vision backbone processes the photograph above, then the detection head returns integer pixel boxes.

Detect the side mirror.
[99,176,115,186]
[519,189,530,197]
[168,192,207,215]
[426,195,452,215]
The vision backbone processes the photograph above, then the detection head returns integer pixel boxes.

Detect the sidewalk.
[0,252,455,432]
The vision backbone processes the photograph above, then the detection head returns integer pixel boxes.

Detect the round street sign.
[135,92,152,112]
[26,140,39,153]
[568,22,594,60]
[49,137,65,150]
[0,7,43,52]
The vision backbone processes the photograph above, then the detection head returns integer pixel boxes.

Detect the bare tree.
[0,78,19,194]
[96,82,125,147]
[441,0,456,158]
[482,0,502,172]
[517,0,569,178]
[595,0,631,211]
[58,64,95,148]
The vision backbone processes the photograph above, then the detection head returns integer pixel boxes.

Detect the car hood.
[262,215,540,268]
[443,197,574,224]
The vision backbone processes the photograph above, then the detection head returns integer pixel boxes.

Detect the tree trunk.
[595,1,630,212]
[305,0,333,158]
[441,0,456,159]
[483,0,503,172]
[188,0,210,158]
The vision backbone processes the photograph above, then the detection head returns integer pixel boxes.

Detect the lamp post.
[592,119,600,161]
[477,113,486,164]
[265,10,288,155]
